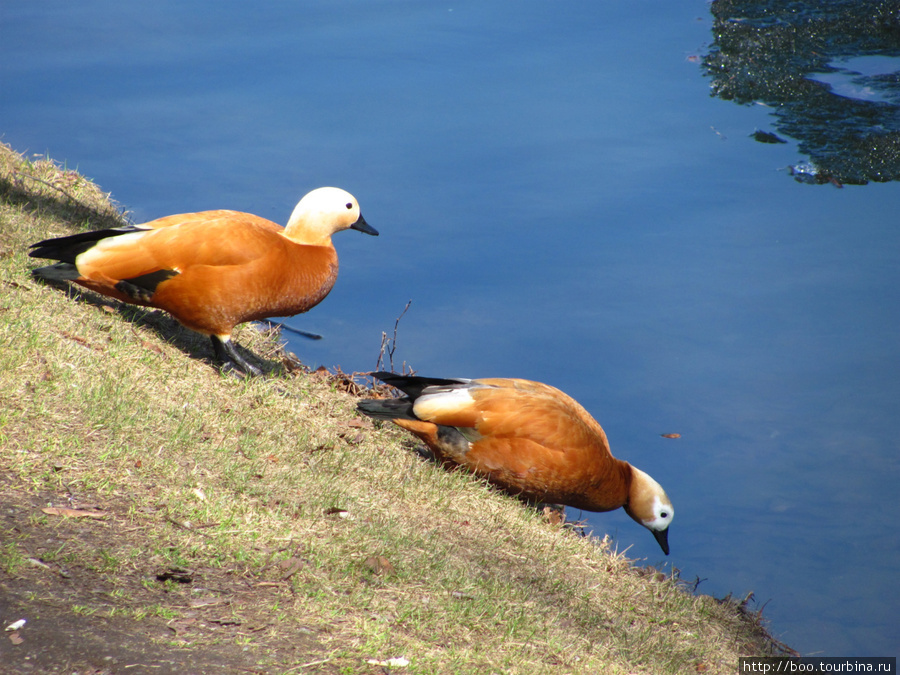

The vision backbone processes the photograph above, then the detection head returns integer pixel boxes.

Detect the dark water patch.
[704,0,900,184]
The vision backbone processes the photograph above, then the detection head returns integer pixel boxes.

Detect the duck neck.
[582,459,632,512]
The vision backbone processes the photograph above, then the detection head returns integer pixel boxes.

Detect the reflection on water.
[807,56,900,104]
[3,0,900,658]
[704,0,900,184]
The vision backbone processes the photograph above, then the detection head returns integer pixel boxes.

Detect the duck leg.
[210,335,263,377]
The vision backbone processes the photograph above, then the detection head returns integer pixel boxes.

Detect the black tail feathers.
[369,371,468,401]
[29,226,140,264]
[357,397,417,422]
[359,372,471,421]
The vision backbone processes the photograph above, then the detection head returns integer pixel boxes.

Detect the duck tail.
[357,397,417,422]
[29,226,138,264]
[369,371,469,401]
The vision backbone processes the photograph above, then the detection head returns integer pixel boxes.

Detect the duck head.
[624,466,674,555]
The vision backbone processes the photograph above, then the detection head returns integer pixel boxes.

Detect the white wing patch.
[413,386,475,424]
[77,230,150,266]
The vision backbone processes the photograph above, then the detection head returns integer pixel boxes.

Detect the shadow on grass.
[30,276,285,377]
[0,165,128,232]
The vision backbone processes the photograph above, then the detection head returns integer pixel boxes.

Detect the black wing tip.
[28,226,139,263]
[369,372,469,396]
[115,269,179,301]
[357,398,415,421]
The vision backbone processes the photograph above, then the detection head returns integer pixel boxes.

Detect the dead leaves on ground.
[337,417,373,445]
[6,621,26,645]
[309,365,366,395]
[363,555,395,577]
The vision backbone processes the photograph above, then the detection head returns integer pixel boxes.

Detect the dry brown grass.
[0,141,787,674]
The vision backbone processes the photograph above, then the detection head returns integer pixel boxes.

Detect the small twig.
[285,658,332,672]
[389,300,411,370]
[376,331,389,373]
[375,300,411,373]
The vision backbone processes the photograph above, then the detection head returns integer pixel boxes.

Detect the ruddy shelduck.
[29,187,378,375]
[358,372,674,554]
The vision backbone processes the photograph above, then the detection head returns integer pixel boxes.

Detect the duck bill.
[652,528,670,556]
[351,213,378,236]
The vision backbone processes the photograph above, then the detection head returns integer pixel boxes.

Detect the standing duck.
[29,187,377,375]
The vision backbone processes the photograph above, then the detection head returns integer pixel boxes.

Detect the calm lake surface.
[4,0,899,658]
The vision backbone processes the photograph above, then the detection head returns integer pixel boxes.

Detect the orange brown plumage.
[29,187,377,375]
[358,372,674,554]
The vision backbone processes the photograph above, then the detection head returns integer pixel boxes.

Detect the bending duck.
[358,372,674,554]
[29,187,377,375]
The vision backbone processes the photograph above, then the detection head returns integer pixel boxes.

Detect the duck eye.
[345,203,353,210]
[660,512,668,519]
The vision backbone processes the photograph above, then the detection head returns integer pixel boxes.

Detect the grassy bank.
[0,141,785,674]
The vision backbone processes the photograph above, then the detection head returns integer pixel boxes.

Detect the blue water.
[3,1,899,658]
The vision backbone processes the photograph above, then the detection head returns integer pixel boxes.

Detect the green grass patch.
[0,141,787,673]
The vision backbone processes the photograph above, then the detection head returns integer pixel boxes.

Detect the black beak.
[652,528,670,556]
[350,213,378,236]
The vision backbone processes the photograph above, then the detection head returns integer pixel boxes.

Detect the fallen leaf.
[58,330,105,351]
[8,632,23,645]
[140,340,164,354]
[364,555,395,576]
[278,557,306,581]
[42,507,107,519]
[542,504,565,526]
[311,366,330,379]
[281,352,305,372]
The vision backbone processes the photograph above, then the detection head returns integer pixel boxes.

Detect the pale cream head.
[624,466,674,555]
[285,187,375,246]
